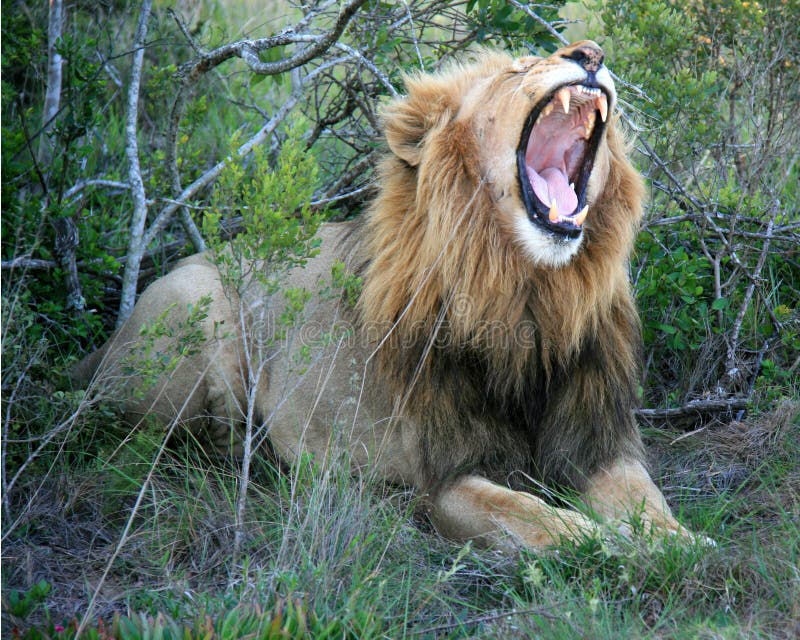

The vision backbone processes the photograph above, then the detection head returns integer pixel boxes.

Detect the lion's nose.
[563,41,605,73]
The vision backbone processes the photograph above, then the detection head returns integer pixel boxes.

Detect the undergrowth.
[2,401,798,639]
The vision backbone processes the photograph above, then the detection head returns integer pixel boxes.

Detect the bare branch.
[159,0,372,265]
[167,8,203,56]
[331,41,399,97]
[142,87,305,250]
[117,0,152,327]
[636,397,749,423]
[724,202,779,383]
[178,0,369,82]
[38,0,64,166]
[508,0,568,45]
[1,257,58,271]
[64,178,130,201]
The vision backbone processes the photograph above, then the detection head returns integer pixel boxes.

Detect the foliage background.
[2,0,799,638]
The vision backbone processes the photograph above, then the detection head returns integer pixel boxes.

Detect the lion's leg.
[582,459,697,540]
[428,474,598,552]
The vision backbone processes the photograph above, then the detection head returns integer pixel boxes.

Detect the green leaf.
[711,298,729,311]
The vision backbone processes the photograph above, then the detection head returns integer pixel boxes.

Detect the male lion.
[75,42,701,551]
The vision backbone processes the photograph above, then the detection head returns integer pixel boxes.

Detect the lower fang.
[574,205,588,226]
[548,200,559,222]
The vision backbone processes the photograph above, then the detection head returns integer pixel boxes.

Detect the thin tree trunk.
[117,0,152,327]
[53,216,85,311]
[39,0,64,166]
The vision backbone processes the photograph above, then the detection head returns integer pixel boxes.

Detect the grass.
[2,397,798,639]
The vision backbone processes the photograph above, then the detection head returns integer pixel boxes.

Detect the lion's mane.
[355,53,646,491]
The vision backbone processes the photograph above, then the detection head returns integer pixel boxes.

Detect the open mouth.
[516,84,609,238]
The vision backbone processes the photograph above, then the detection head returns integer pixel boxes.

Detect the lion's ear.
[383,78,458,167]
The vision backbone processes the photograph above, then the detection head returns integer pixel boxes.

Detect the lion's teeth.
[542,103,553,117]
[569,182,575,190]
[548,200,559,223]
[596,94,608,122]
[574,205,589,226]
[584,111,596,139]
[557,87,570,114]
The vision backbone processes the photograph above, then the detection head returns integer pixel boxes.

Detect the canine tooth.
[584,111,595,139]
[548,200,559,223]
[557,87,570,114]
[597,93,608,122]
[574,205,589,226]
[569,182,575,190]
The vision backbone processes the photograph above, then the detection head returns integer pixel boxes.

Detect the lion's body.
[75,43,702,550]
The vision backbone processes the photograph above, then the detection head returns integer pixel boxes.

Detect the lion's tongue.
[527,166,578,215]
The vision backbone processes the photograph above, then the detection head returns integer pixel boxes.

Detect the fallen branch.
[636,397,749,422]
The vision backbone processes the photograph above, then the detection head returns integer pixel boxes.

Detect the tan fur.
[74,42,704,551]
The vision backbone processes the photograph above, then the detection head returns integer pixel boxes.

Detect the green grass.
[3,402,798,639]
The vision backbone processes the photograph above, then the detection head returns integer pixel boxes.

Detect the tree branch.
[724,202,779,384]
[64,178,130,202]
[178,0,369,82]
[142,87,305,250]
[1,257,58,271]
[117,0,152,327]
[38,0,64,166]
[636,397,749,423]
[508,0,568,45]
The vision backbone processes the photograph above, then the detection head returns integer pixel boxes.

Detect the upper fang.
[557,87,570,114]
[597,94,608,122]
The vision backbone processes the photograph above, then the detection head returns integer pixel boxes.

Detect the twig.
[508,0,568,45]
[332,41,399,97]
[167,8,203,56]
[160,1,372,267]
[724,202,779,384]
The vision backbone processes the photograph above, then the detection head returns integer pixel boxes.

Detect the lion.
[73,41,702,551]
